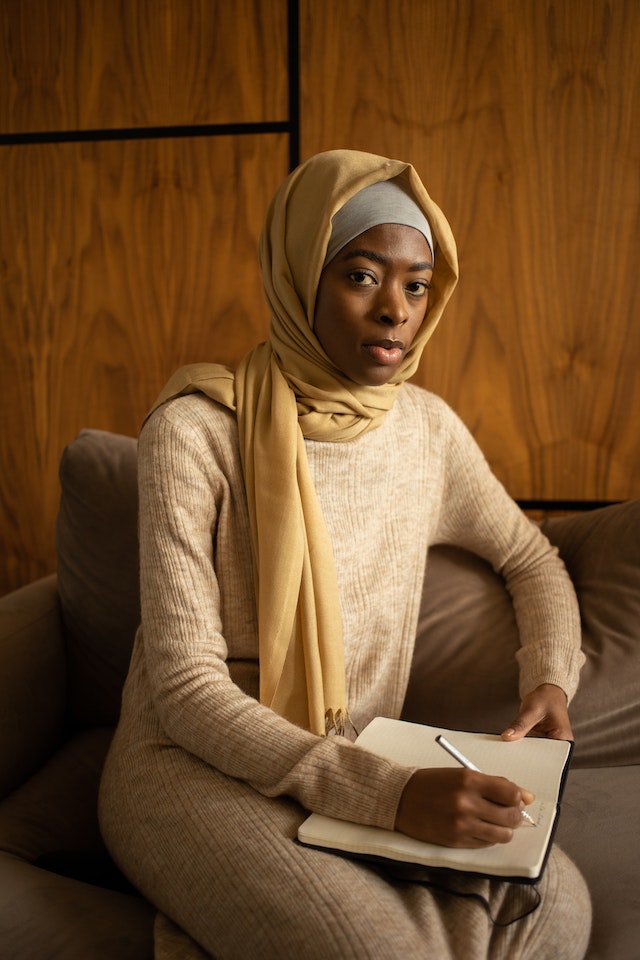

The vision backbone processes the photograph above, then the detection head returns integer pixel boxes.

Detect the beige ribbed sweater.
[99,385,590,959]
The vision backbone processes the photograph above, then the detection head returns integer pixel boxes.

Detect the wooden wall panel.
[3,0,639,595]
[0,129,287,592]
[0,0,288,132]
[300,0,640,502]
[0,0,291,596]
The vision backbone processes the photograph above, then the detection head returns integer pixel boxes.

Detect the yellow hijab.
[149,149,459,735]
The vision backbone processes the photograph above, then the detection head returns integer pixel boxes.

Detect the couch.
[0,427,638,959]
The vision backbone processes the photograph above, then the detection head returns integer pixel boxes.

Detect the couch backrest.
[56,428,140,728]
[405,499,640,768]
[56,429,640,770]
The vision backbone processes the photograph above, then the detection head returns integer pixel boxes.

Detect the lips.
[369,339,404,350]
[363,338,405,365]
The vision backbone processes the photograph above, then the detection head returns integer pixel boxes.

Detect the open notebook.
[298,717,573,883]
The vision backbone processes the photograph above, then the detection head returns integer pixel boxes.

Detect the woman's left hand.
[501,683,574,741]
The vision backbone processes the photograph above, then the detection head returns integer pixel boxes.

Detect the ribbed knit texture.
[99,385,590,958]
[145,149,461,735]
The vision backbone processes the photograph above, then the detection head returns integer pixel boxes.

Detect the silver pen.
[435,734,537,826]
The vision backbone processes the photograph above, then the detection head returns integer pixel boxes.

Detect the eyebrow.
[341,248,433,271]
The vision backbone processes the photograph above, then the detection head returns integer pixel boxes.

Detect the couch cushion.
[542,501,640,766]
[56,429,140,728]
[0,727,112,861]
[403,501,640,768]
[556,765,640,960]
[0,711,155,960]
[402,544,522,734]
[0,575,66,798]
[0,853,154,960]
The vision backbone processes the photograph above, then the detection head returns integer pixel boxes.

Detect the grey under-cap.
[323,178,434,267]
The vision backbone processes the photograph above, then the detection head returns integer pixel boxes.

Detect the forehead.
[336,223,433,265]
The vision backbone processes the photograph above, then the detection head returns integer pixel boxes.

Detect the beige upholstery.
[405,500,640,767]
[0,431,153,960]
[404,501,640,960]
[0,428,638,958]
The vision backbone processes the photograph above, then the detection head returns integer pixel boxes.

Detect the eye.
[349,270,377,286]
[406,280,431,297]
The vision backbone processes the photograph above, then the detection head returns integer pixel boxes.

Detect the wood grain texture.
[0,0,288,132]
[301,0,640,501]
[0,135,288,592]
[2,0,639,595]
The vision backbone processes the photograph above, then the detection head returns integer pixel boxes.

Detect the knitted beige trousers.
[102,738,591,960]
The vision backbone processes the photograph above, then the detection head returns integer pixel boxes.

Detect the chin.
[336,358,398,387]
[351,372,396,387]
[361,365,399,386]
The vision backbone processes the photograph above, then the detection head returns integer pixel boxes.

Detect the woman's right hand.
[394,768,535,848]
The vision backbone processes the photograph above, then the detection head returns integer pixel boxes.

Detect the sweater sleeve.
[136,400,412,831]
[429,398,585,702]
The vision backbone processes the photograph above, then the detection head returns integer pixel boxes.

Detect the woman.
[99,149,591,958]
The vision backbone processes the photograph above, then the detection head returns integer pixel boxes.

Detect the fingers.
[501,718,530,741]
[479,770,522,806]
[395,768,534,849]
[520,787,536,806]
[501,701,547,740]
[470,773,536,845]
[501,683,574,742]
[442,771,531,847]
[501,714,572,740]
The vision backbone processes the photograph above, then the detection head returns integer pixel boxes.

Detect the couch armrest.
[0,575,66,797]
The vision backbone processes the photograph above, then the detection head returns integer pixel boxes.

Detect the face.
[314,223,434,386]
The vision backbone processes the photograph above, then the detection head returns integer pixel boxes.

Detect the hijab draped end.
[324,708,354,737]
[144,362,236,426]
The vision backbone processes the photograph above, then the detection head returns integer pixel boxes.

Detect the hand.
[394,768,535,848]
[501,683,574,741]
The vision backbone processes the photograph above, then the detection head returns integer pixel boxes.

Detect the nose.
[377,285,407,326]
[378,307,408,328]
[379,312,407,327]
